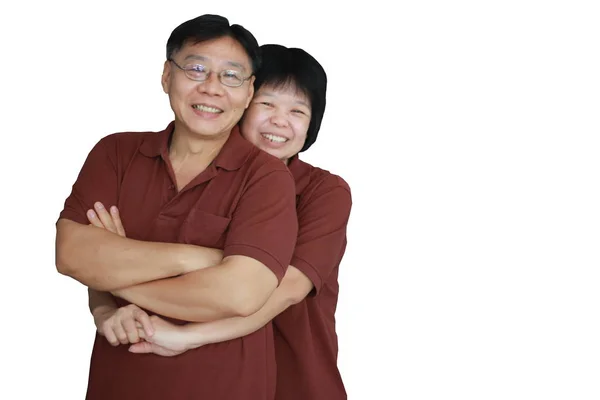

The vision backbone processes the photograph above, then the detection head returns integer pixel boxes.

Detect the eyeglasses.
[169,59,251,88]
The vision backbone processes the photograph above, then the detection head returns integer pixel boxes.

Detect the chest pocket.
[178,209,231,249]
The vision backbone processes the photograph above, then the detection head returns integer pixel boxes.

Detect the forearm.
[56,219,223,291]
[181,282,295,348]
[167,266,313,348]
[114,267,234,322]
[115,256,278,322]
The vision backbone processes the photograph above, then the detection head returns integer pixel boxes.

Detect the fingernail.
[87,210,95,218]
[110,206,118,214]
[95,202,104,209]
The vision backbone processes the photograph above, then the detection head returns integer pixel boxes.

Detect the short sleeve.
[58,136,119,225]
[291,178,352,295]
[223,167,298,282]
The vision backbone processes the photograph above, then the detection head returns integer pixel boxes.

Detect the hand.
[87,202,126,237]
[93,304,154,346]
[128,316,191,357]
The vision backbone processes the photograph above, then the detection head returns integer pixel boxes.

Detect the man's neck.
[169,127,229,166]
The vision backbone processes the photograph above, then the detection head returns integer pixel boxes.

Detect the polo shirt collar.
[139,122,173,158]
[287,155,311,194]
[139,122,250,171]
[211,125,251,171]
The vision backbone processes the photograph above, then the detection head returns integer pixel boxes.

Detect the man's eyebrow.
[183,55,247,71]
[183,55,208,62]
[225,61,247,71]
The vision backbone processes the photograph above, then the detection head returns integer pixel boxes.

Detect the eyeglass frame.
[168,59,253,88]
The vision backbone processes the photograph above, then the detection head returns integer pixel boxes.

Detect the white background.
[1,1,599,399]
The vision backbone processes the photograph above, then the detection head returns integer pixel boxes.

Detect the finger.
[134,309,154,337]
[137,327,148,340]
[87,209,105,228]
[94,202,118,233]
[109,206,127,237]
[112,321,129,345]
[129,342,153,354]
[103,328,120,347]
[122,318,140,344]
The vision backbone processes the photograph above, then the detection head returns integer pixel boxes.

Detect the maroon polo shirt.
[273,156,352,400]
[59,122,298,400]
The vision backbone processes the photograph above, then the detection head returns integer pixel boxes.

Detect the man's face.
[240,84,311,163]
[162,36,255,140]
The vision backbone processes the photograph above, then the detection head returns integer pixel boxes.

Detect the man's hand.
[94,304,154,346]
[87,202,126,237]
[87,202,128,296]
[128,316,191,357]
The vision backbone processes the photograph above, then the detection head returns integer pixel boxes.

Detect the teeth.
[262,133,287,143]
[193,104,221,113]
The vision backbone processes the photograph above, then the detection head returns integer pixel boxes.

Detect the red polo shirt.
[273,156,352,400]
[59,123,298,400]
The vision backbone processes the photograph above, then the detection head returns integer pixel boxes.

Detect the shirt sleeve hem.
[57,210,88,226]
[224,244,287,282]
[290,256,323,296]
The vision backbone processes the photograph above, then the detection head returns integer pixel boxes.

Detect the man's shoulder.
[93,128,167,160]
[97,129,157,147]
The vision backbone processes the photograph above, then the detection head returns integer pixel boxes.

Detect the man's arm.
[129,266,312,355]
[114,254,279,322]
[55,135,223,291]
[56,218,223,291]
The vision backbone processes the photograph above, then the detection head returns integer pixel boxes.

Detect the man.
[55,15,297,400]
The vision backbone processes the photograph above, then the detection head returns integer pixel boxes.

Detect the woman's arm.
[129,266,312,355]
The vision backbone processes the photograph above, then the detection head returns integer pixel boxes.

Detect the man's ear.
[244,76,255,109]
[161,60,171,93]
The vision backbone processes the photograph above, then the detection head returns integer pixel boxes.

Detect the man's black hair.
[166,14,261,73]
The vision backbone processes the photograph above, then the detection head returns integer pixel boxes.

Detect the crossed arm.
[56,216,222,291]
[57,204,278,322]
[83,204,313,354]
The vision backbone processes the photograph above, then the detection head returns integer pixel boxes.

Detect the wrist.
[182,323,208,350]
[92,304,115,315]
[91,305,116,326]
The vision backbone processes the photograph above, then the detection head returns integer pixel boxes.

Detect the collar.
[139,122,173,158]
[139,122,250,171]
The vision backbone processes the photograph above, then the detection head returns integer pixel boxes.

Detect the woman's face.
[240,84,311,162]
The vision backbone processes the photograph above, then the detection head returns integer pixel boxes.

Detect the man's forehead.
[177,38,251,70]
